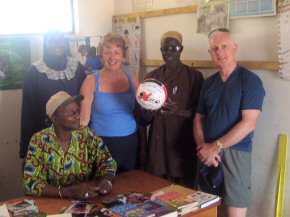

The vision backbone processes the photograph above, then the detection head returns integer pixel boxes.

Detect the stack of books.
[152,185,198,216]
[7,199,39,216]
[152,185,220,211]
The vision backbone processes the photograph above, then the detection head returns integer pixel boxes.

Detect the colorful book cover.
[156,191,198,210]
[7,199,39,215]
[103,192,152,208]
[151,185,194,199]
[109,203,153,217]
[7,200,35,213]
[64,201,97,216]
[137,200,177,217]
[87,207,122,217]
[123,192,152,204]
[187,191,220,208]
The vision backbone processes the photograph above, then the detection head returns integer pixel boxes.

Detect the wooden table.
[1,170,219,217]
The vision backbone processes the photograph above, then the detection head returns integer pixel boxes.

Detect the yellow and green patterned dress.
[23,126,117,195]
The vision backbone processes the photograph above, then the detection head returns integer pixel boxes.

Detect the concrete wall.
[114,1,289,217]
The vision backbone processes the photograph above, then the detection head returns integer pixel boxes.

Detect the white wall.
[114,1,289,217]
[0,0,115,201]
[76,0,115,36]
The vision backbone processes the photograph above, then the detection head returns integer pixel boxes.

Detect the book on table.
[87,207,122,217]
[155,191,198,213]
[103,191,152,208]
[137,200,177,217]
[151,184,195,198]
[7,199,39,216]
[187,191,220,208]
[109,202,153,217]
[151,184,199,215]
[63,200,97,216]
[109,201,177,217]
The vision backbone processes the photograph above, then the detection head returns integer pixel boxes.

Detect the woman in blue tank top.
[80,32,140,173]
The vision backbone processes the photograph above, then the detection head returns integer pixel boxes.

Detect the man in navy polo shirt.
[194,28,265,217]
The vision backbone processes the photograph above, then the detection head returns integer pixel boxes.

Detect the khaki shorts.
[221,149,252,208]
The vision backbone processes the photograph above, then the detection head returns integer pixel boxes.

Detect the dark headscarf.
[87,46,97,58]
[43,30,71,71]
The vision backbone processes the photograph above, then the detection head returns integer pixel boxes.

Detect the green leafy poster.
[0,37,31,90]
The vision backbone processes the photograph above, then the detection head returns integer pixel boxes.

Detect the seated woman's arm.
[41,182,98,200]
[80,75,96,126]
[23,135,48,196]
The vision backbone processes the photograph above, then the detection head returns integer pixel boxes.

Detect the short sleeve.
[241,74,265,111]
[196,84,207,115]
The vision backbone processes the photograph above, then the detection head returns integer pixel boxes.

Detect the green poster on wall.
[0,37,31,90]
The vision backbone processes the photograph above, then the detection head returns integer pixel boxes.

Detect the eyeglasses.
[160,45,183,53]
[66,109,80,118]
[208,28,230,38]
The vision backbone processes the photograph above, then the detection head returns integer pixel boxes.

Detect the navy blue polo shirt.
[196,65,265,152]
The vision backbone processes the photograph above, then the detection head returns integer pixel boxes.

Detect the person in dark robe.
[139,31,204,187]
[20,30,86,158]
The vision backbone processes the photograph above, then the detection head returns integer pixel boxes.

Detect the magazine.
[187,191,220,208]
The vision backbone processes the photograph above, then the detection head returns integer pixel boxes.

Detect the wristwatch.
[216,139,224,150]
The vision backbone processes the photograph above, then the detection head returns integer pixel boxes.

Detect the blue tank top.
[90,71,137,137]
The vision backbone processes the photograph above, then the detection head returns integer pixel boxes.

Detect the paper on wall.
[278,0,290,80]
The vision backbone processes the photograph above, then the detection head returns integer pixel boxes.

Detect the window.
[0,0,74,35]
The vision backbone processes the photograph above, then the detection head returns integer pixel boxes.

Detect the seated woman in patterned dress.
[23,91,117,201]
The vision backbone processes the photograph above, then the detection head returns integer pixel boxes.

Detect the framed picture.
[132,0,153,11]
[230,0,276,18]
[197,0,229,33]
[0,37,31,90]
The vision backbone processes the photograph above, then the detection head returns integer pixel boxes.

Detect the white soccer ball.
[136,78,168,110]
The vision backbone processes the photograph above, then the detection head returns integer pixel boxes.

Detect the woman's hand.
[95,179,113,195]
[63,183,98,200]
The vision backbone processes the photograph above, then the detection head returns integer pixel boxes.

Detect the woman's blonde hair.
[99,32,126,57]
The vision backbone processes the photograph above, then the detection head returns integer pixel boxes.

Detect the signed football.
[136,78,168,110]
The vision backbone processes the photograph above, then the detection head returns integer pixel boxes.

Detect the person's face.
[124,32,129,39]
[46,34,66,57]
[52,101,80,131]
[160,38,183,65]
[208,32,237,69]
[80,49,87,56]
[102,43,123,71]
